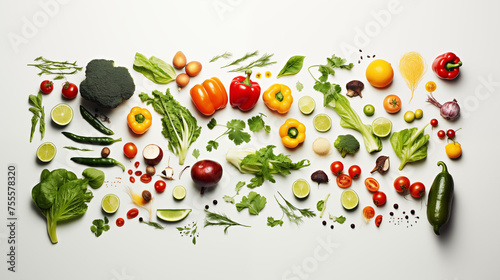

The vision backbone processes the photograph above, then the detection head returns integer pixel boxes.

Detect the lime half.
[51,103,73,126]
[101,194,120,214]
[172,185,186,200]
[372,117,392,137]
[292,179,310,199]
[341,189,359,210]
[157,209,192,222]
[313,113,332,132]
[36,142,56,162]
[298,96,316,115]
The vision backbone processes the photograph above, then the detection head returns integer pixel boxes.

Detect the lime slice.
[172,185,186,200]
[36,142,56,162]
[51,103,73,126]
[313,113,332,132]
[298,96,316,115]
[292,179,310,199]
[157,209,192,222]
[101,194,120,214]
[372,117,392,137]
[341,189,359,210]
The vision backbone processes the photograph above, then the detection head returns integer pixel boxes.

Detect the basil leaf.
[316,200,325,211]
[277,55,305,78]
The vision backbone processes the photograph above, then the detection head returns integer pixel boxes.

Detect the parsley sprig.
[206,118,251,152]
[236,191,267,215]
[308,54,354,83]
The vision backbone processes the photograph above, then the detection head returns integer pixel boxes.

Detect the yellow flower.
[256,72,262,79]
[265,71,272,78]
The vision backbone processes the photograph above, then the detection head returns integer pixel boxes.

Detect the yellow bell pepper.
[279,118,306,148]
[127,107,152,134]
[262,84,293,114]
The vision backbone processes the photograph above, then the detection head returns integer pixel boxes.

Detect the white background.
[1,0,500,279]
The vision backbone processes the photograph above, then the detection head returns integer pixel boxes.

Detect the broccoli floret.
[80,59,135,108]
[334,134,360,158]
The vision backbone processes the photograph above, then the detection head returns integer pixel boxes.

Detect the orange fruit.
[366,59,394,88]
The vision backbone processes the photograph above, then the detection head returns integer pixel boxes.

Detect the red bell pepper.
[229,70,261,111]
[432,52,462,80]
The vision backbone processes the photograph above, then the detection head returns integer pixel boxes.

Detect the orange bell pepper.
[127,107,152,134]
[279,118,306,148]
[262,84,293,114]
[190,77,228,116]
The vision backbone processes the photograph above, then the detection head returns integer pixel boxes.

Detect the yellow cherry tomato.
[445,142,462,159]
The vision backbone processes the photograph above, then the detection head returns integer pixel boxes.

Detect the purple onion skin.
[440,100,460,121]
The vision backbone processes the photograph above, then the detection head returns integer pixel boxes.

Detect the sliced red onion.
[427,94,460,121]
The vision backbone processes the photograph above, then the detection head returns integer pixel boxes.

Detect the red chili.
[135,170,143,176]
[129,176,135,183]
[128,169,133,175]
[375,215,383,227]
[116,218,125,227]
[134,161,140,168]
[127,208,139,219]
[140,174,152,183]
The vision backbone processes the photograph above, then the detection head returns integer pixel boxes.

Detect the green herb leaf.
[192,148,200,159]
[204,210,250,234]
[207,118,217,130]
[236,191,267,215]
[277,55,305,78]
[226,119,251,145]
[104,216,109,224]
[222,51,258,69]
[316,200,325,211]
[82,168,105,189]
[141,220,165,229]
[206,140,219,152]
[235,181,245,194]
[228,53,276,73]
[329,214,346,224]
[267,217,284,227]
[223,195,235,204]
[296,81,304,92]
[63,146,93,151]
[210,52,232,63]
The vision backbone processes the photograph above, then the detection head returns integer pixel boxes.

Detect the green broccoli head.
[334,134,360,158]
[80,59,135,108]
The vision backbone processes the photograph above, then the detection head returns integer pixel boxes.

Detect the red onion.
[427,93,460,121]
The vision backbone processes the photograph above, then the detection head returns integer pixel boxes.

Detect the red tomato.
[437,130,446,139]
[134,161,140,168]
[127,208,139,219]
[373,191,387,206]
[430,118,438,127]
[330,161,344,176]
[40,80,53,94]
[128,169,133,175]
[446,129,456,139]
[140,174,152,184]
[348,165,361,179]
[135,170,142,176]
[410,182,426,198]
[129,176,135,183]
[61,82,78,99]
[363,206,375,220]
[123,142,138,158]
[116,218,125,227]
[336,174,352,188]
[394,176,410,193]
[364,177,379,192]
[375,215,383,227]
[154,180,166,193]
[383,94,402,113]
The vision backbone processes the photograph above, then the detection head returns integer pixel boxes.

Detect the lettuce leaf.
[390,124,430,170]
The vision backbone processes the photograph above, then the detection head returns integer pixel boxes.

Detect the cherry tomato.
[128,169,133,175]
[61,81,78,99]
[129,176,135,183]
[135,170,142,176]
[330,161,344,176]
[373,191,387,206]
[127,208,139,219]
[154,180,166,193]
[123,142,138,158]
[336,174,352,188]
[430,119,438,127]
[364,177,379,192]
[393,176,410,193]
[409,182,425,198]
[348,165,361,179]
[375,215,383,227]
[437,130,446,139]
[383,94,402,114]
[362,206,375,220]
[134,161,140,168]
[116,218,125,227]
[447,129,456,139]
[140,174,152,184]
[40,80,53,94]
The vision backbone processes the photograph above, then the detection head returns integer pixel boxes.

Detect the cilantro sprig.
[248,113,271,133]
[223,181,246,204]
[308,54,354,83]
[236,191,267,215]
[206,118,251,152]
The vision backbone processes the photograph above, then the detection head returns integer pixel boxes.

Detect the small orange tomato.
[383,94,402,113]
[365,177,380,192]
[363,206,375,220]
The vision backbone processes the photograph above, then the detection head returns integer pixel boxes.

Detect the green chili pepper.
[62,132,121,145]
[70,157,125,171]
[79,105,114,135]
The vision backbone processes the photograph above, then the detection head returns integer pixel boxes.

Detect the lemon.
[298,96,316,115]
[341,189,359,210]
[157,209,192,222]
[36,142,56,162]
[172,185,186,200]
[313,113,332,132]
[365,59,394,88]
[292,179,310,199]
[51,103,73,126]
[101,194,120,214]
[372,117,392,138]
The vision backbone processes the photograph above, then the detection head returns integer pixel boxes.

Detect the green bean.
[70,157,125,171]
[62,132,121,145]
[79,105,114,135]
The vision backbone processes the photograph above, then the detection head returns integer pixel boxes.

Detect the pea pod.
[71,157,125,171]
[62,132,121,145]
[80,105,114,135]
[427,161,454,235]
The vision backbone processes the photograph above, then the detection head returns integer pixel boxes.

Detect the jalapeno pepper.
[262,84,293,114]
[62,132,122,145]
[432,52,462,80]
[279,118,306,148]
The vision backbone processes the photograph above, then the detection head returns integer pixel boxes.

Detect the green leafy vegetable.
[334,134,360,158]
[192,149,200,160]
[140,220,164,229]
[82,168,105,189]
[221,51,258,68]
[177,222,198,245]
[204,210,250,234]
[210,52,232,63]
[226,145,311,188]
[267,192,316,227]
[133,52,177,84]
[277,55,305,78]
[32,168,94,243]
[27,56,82,79]
[390,124,430,170]
[28,92,45,142]
[139,89,201,165]
[308,54,354,82]
[223,181,246,204]
[228,53,277,73]
[63,146,93,151]
[248,113,271,133]
[236,191,267,215]
[90,217,110,237]
[206,119,251,152]
[329,214,346,224]
[296,81,304,92]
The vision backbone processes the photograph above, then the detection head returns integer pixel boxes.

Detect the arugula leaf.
[192,148,200,159]
[206,119,250,152]
[390,124,430,170]
[296,81,304,92]
[329,214,346,224]
[277,55,305,78]
[207,118,217,130]
[236,191,267,215]
[248,113,271,133]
